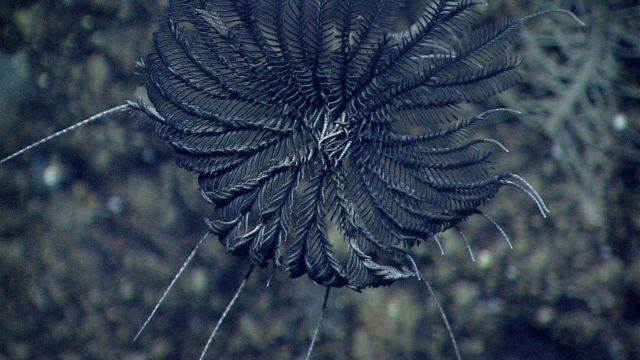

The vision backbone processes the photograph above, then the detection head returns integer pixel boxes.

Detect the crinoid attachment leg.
[404,253,461,360]
[133,231,211,342]
[0,104,133,165]
[305,287,331,360]
[421,277,462,360]
[198,265,255,360]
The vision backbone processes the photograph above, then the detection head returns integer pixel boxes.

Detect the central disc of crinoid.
[314,110,353,166]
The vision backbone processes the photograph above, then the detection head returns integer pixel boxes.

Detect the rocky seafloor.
[1,1,639,359]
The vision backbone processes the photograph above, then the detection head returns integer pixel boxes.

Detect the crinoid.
[1,0,584,359]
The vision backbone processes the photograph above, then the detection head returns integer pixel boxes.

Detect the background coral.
[492,0,640,229]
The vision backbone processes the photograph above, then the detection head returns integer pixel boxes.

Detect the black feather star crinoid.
[134,0,550,290]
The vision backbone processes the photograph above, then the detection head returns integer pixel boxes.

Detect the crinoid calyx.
[131,0,552,291]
